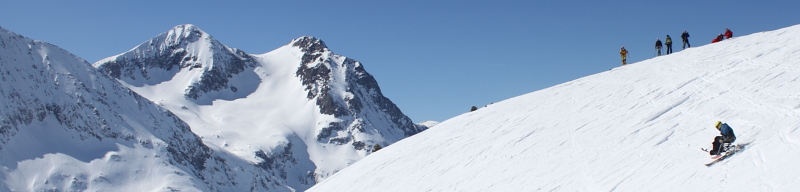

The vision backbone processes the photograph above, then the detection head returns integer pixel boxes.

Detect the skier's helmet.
[714,121,722,129]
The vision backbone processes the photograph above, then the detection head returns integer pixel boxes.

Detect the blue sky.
[2,1,798,122]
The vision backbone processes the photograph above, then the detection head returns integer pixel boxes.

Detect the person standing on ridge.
[665,35,673,54]
[655,38,663,56]
[681,30,691,49]
[620,46,628,65]
[724,28,733,39]
[709,121,736,156]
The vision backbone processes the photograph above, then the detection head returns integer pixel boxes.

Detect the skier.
[724,28,733,39]
[712,34,724,43]
[620,46,628,65]
[655,38,663,56]
[709,121,736,156]
[665,35,673,54]
[681,30,691,49]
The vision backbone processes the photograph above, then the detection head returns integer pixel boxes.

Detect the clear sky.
[2,1,798,122]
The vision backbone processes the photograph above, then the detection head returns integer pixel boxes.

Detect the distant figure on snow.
[655,38,663,56]
[665,35,673,55]
[620,46,628,65]
[709,121,736,156]
[712,34,724,43]
[724,28,733,39]
[681,30,691,49]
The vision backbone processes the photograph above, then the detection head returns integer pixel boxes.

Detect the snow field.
[309,24,800,191]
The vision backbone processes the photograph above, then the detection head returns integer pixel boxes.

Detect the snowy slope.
[93,24,424,191]
[309,24,800,191]
[0,26,289,191]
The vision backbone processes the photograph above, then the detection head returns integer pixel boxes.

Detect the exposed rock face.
[292,36,423,143]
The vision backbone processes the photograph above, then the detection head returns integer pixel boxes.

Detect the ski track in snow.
[309,24,800,191]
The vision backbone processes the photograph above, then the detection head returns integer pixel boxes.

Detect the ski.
[705,143,750,167]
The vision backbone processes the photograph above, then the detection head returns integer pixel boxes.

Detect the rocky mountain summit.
[94,24,425,191]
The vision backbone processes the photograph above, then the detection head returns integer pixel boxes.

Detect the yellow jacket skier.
[620,46,628,65]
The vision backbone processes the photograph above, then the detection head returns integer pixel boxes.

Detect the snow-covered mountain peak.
[94,24,257,103]
[93,25,425,190]
[417,121,440,128]
[169,24,202,37]
[160,24,206,48]
[309,24,800,191]
[0,25,288,192]
[291,36,329,54]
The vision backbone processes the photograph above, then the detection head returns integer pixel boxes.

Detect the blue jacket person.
[710,121,736,155]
